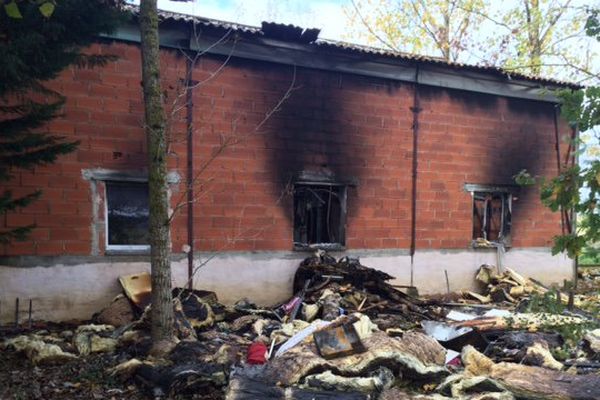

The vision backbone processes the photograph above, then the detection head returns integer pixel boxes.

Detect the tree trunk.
[441,0,451,62]
[139,0,174,346]
[524,0,542,75]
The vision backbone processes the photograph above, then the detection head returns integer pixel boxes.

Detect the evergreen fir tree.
[0,1,123,243]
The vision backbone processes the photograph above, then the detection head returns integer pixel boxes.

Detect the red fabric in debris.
[247,342,268,365]
[446,356,461,367]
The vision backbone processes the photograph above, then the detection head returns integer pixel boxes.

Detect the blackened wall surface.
[1,41,565,257]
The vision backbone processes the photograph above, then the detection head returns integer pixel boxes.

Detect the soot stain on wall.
[262,67,402,223]
[421,87,549,185]
[418,86,555,235]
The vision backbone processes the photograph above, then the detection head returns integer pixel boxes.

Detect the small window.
[293,184,346,250]
[105,181,150,251]
[472,191,512,245]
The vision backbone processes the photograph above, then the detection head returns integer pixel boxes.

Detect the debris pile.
[3,254,600,400]
[285,251,439,326]
[467,264,585,308]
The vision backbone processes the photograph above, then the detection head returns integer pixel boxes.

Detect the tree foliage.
[346,0,599,81]
[3,0,56,18]
[2,0,124,19]
[515,8,599,262]
[346,0,487,62]
[514,133,599,260]
[490,1,596,80]
[539,161,599,259]
[0,1,122,243]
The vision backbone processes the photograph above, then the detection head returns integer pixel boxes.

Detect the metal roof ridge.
[121,4,580,89]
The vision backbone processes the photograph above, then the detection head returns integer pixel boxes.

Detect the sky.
[140,1,600,71]
[150,0,354,41]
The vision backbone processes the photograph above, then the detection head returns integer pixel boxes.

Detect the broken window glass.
[293,184,346,249]
[105,181,149,247]
[472,191,512,244]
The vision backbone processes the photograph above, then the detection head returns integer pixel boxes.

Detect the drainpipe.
[185,56,195,290]
[552,104,565,235]
[409,65,421,286]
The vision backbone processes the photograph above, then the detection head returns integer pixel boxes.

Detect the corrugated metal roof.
[313,39,578,87]
[124,5,578,88]
[125,5,261,34]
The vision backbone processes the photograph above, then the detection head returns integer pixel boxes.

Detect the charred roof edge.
[101,10,580,103]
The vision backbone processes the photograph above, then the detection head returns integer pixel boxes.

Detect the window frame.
[104,180,151,253]
[293,181,348,251]
[82,169,180,256]
[465,183,517,248]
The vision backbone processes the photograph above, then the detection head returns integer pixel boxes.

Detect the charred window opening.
[105,181,150,250]
[471,190,512,246]
[293,184,347,250]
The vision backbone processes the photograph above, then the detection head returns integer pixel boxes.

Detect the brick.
[50,202,78,215]
[36,241,65,255]
[101,73,130,87]
[48,176,78,189]
[7,241,36,255]
[5,213,35,227]
[64,241,91,254]
[253,239,289,249]
[89,83,117,98]
[114,113,142,127]
[46,119,76,135]
[50,228,86,241]
[382,238,398,248]
[0,42,563,256]
[64,108,90,122]
[20,200,49,215]
[103,98,131,112]
[20,173,51,187]
[29,228,50,241]
[89,111,116,124]
[74,69,101,82]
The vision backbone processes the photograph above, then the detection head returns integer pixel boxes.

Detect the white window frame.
[82,169,181,255]
[104,180,150,253]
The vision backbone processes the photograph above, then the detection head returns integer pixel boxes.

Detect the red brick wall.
[415,87,565,248]
[0,41,565,256]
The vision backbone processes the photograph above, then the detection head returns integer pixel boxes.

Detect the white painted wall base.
[0,248,572,323]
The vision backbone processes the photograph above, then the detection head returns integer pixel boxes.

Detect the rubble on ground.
[470,264,587,310]
[462,345,600,399]
[3,253,600,399]
[74,324,118,355]
[2,334,79,365]
[95,294,136,327]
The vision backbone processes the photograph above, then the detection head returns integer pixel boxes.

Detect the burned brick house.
[0,10,576,322]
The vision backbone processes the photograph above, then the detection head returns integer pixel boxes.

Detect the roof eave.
[101,13,579,103]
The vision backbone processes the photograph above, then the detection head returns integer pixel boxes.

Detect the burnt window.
[105,181,150,250]
[293,184,347,249]
[471,190,512,245]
